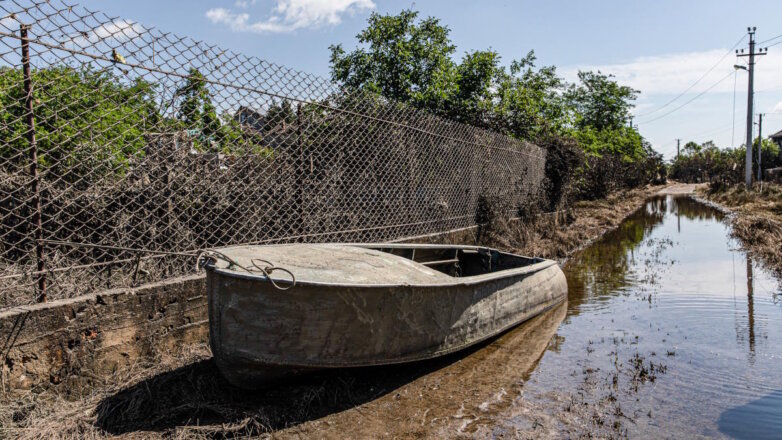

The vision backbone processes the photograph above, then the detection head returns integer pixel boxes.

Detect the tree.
[565,71,638,132]
[0,65,158,182]
[176,68,221,143]
[494,51,568,139]
[329,9,662,199]
[329,10,457,111]
[265,99,296,130]
[329,11,569,139]
[173,68,269,155]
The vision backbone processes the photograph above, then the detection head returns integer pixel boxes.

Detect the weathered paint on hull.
[207,256,567,389]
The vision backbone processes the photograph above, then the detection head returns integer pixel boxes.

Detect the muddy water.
[282,195,782,439]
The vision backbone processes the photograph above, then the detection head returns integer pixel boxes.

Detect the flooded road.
[525,195,782,438]
[277,195,782,438]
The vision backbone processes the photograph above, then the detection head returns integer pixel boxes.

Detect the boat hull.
[207,251,567,389]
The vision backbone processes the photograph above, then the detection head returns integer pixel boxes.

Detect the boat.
[203,243,567,388]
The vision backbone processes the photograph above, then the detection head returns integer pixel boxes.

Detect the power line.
[634,34,746,119]
[638,70,735,125]
[757,32,782,45]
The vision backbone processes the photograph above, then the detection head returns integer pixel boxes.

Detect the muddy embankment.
[0,184,667,439]
[418,184,669,261]
[699,183,782,280]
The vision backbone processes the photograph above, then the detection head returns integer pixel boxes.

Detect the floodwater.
[525,195,782,438]
[279,195,782,438]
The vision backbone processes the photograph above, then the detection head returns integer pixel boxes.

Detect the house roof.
[771,129,782,139]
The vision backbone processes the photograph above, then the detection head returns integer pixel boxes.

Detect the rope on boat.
[196,250,296,291]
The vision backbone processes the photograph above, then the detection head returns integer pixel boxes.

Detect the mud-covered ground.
[476,185,669,261]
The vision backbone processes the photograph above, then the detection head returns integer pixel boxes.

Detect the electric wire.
[638,70,736,125]
[757,32,782,45]
[634,34,746,119]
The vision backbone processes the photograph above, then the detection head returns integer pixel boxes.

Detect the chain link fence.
[0,0,546,307]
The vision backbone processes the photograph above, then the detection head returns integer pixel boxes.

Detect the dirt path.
[655,182,703,195]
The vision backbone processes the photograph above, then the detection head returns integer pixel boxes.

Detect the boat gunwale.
[205,243,558,288]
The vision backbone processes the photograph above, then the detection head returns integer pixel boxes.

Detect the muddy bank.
[699,183,782,280]
[481,184,668,261]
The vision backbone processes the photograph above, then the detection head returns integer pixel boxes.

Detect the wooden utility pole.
[676,138,680,159]
[737,27,767,187]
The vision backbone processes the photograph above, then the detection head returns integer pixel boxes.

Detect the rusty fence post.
[20,24,46,302]
[295,104,305,237]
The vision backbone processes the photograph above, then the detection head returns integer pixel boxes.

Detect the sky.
[71,0,782,159]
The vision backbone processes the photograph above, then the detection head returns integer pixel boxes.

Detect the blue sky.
[73,0,782,159]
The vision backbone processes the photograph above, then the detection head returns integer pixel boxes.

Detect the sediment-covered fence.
[0,0,545,308]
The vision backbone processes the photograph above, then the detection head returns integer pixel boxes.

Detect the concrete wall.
[0,275,207,397]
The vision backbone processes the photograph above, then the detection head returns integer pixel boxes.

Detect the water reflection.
[718,390,782,439]
[272,302,568,438]
[747,256,755,362]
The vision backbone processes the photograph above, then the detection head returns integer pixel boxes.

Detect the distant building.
[771,128,782,148]
[234,106,266,132]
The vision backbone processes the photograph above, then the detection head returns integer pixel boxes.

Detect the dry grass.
[700,183,782,278]
[482,185,667,261]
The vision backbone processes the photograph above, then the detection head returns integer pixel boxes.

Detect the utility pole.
[737,27,767,187]
[757,113,763,181]
[676,138,681,159]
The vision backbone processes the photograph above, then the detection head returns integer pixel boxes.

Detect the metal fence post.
[20,24,46,302]
[296,104,305,236]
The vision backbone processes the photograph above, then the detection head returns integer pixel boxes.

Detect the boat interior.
[367,246,542,277]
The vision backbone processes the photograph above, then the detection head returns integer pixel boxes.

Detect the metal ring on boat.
[196,250,296,291]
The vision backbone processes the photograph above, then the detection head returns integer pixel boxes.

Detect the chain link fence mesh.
[0,0,545,307]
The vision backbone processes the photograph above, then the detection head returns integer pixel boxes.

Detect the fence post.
[20,24,46,302]
[295,104,305,236]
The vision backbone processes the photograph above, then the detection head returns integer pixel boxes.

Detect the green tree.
[265,99,297,129]
[329,10,457,111]
[176,68,221,143]
[0,65,158,182]
[565,71,638,132]
[494,51,568,139]
[173,68,269,155]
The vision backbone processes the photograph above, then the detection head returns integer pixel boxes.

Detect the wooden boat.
[204,243,567,388]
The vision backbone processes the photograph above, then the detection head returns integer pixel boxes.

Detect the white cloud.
[69,19,144,48]
[205,0,375,33]
[561,48,782,98]
[774,101,782,114]
[234,0,257,9]
[0,15,18,32]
